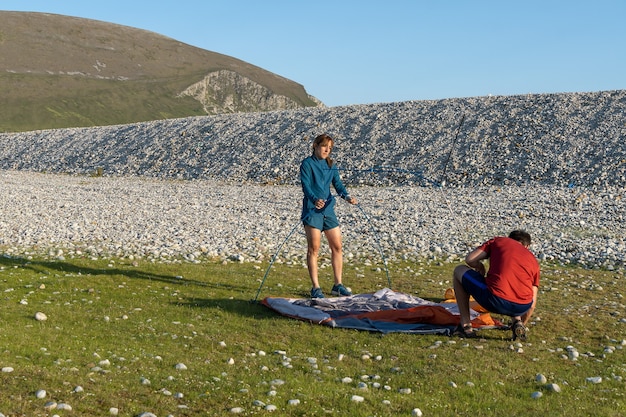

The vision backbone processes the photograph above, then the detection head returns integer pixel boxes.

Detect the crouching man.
[452,230,540,340]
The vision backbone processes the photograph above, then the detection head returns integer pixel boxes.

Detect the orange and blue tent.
[262,288,502,335]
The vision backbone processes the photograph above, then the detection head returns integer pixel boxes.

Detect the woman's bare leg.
[324,227,343,285]
[305,225,322,288]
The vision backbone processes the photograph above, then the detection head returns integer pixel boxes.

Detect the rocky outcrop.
[178,70,323,114]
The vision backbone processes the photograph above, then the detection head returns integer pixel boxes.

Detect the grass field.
[0,254,624,416]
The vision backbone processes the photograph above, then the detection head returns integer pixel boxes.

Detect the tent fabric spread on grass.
[262,288,503,335]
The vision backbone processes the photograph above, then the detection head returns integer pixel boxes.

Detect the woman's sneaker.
[310,287,325,299]
[331,284,352,296]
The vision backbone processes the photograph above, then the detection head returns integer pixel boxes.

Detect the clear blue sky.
[3,0,625,107]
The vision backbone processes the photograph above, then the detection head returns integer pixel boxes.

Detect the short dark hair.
[508,230,531,246]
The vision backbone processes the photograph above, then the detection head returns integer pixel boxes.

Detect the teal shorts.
[303,210,340,231]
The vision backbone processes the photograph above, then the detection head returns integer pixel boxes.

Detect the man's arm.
[465,248,488,276]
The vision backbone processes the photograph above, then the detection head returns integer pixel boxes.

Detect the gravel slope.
[1,90,625,187]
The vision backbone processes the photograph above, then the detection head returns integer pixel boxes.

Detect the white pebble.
[265,404,277,411]
[586,376,602,384]
[287,399,300,406]
[412,408,423,417]
[531,391,543,399]
[1,367,14,373]
[109,407,119,415]
[535,374,547,384]
[351,395,365,403]
[35,389,47,399]
[56,403,72,411]
[175,363,188,370]
[35,312,47,321]
[546,383,561,392]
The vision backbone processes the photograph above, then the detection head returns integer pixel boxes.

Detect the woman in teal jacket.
[300,133,358,299]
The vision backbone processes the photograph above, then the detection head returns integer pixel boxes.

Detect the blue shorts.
[461,269,532,316]
[303,210,340,231]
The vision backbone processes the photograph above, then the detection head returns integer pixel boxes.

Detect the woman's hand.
[346,197,358,205]
[314,199,326,209]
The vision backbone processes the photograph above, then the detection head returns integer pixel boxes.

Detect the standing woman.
[300,133,358,299]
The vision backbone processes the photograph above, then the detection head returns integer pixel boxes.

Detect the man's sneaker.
[310,287,325,299]
[452,323,478,339]
[512,320,527,342]
[331,284,352,296]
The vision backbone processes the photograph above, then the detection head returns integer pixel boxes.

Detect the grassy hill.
[0,11,320,132]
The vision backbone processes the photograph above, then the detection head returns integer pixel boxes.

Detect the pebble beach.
[0,90,625,269]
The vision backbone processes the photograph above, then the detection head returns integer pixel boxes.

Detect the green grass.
[0,254,624,416]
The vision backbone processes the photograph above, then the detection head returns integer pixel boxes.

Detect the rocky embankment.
[0,90,624,269]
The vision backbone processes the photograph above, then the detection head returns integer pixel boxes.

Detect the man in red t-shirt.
[452,230,540,341]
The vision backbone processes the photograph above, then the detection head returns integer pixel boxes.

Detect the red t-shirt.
[480,237,540,304]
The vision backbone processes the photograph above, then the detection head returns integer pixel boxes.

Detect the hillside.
[1,89,625,188]
[0,11,321,132]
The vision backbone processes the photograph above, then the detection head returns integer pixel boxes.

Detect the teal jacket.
[299,155,350,221]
